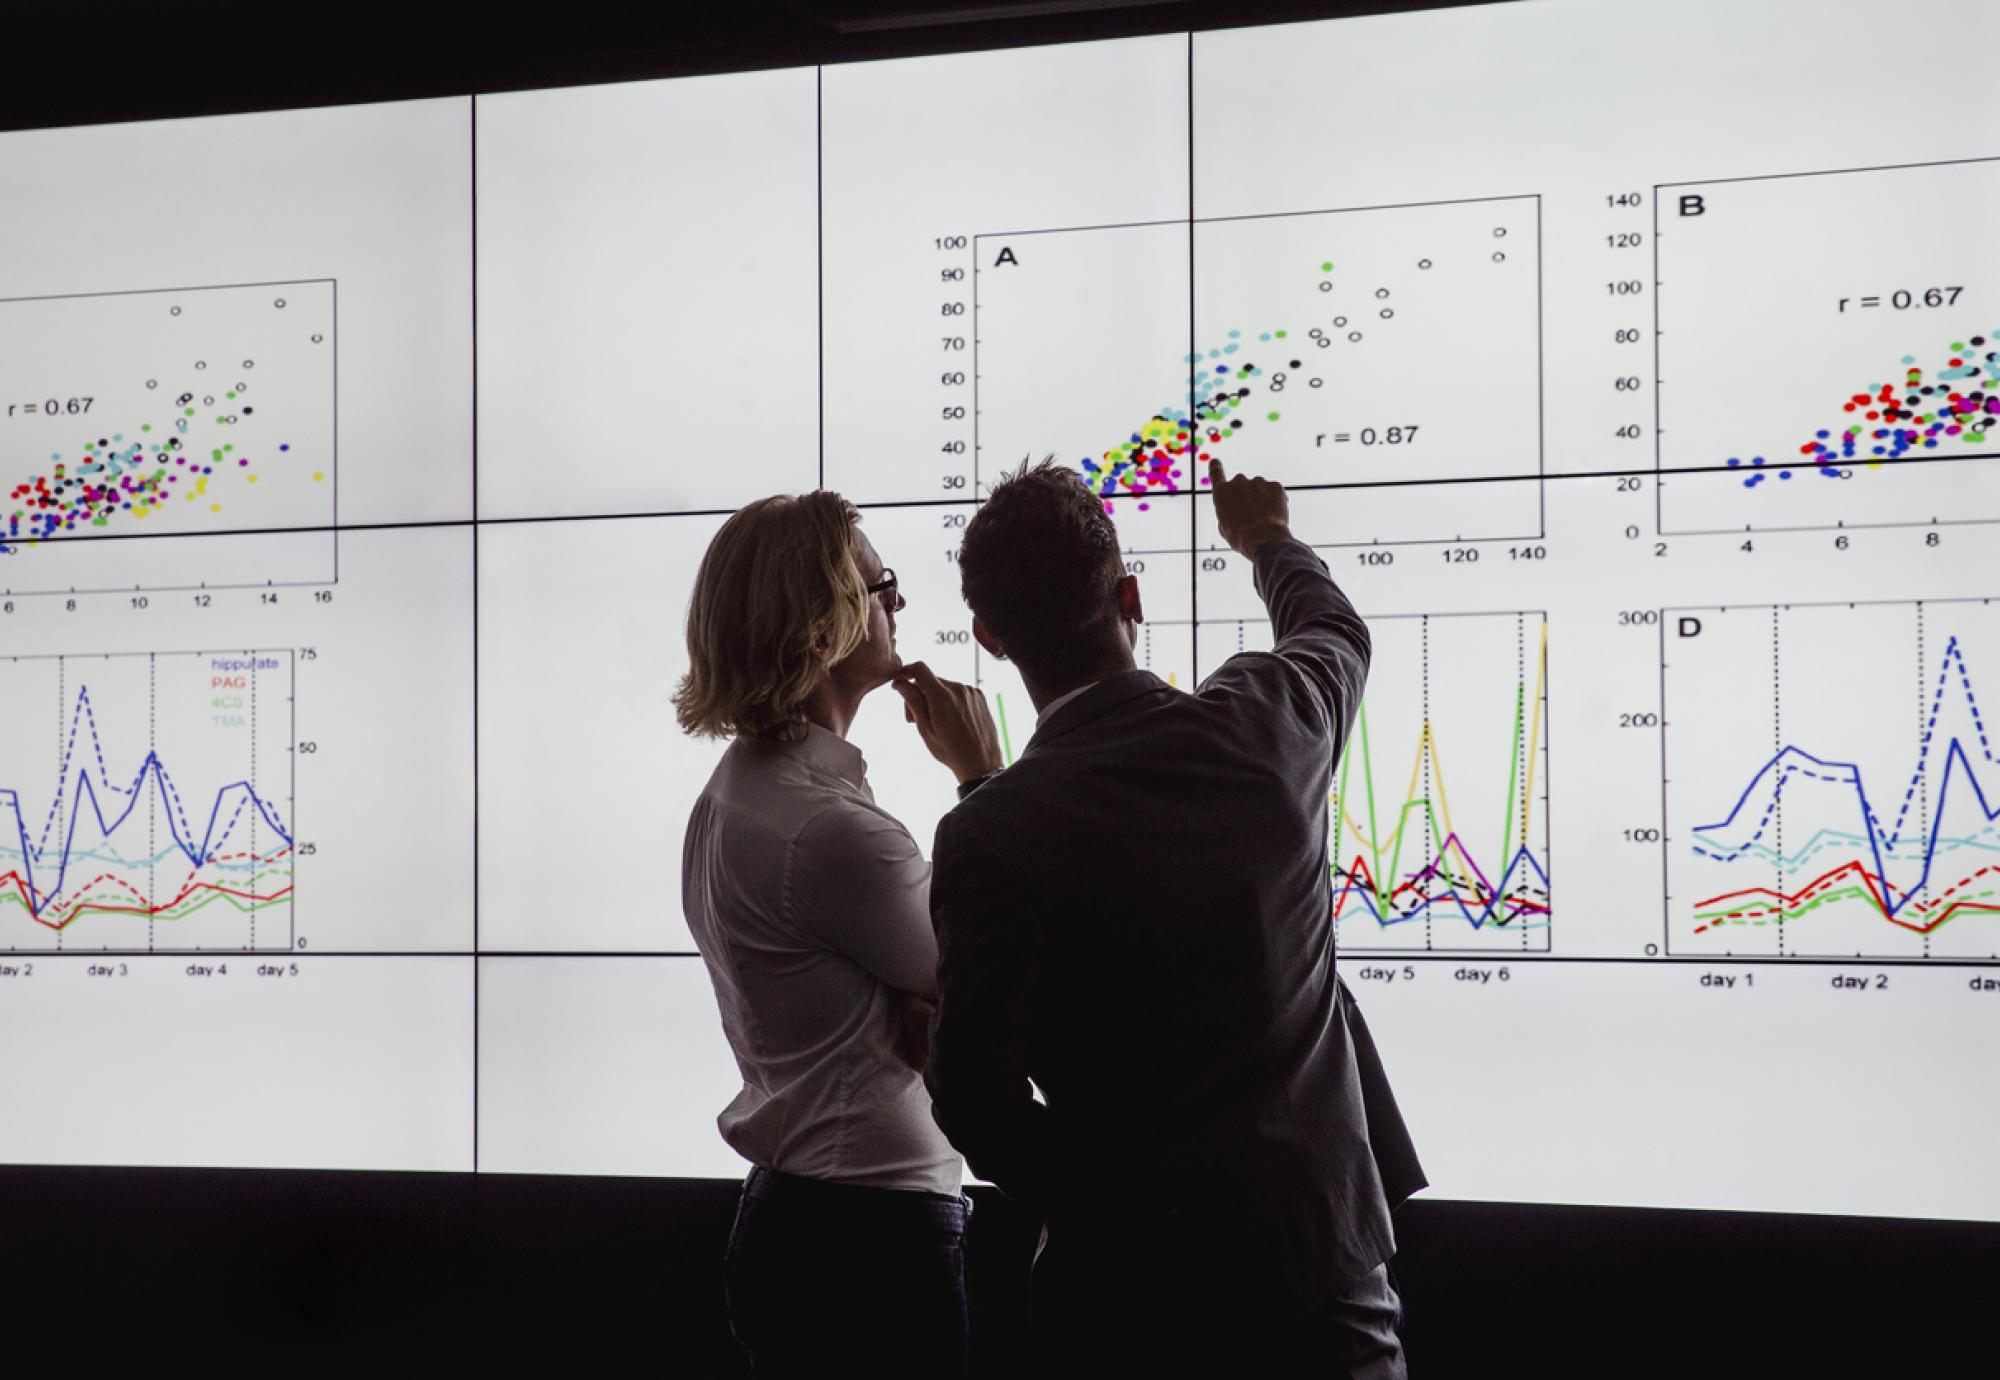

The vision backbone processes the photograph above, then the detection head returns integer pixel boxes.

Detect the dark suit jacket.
[925,536,1425,1291]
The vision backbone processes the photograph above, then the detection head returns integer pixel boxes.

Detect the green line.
[995,692,1015,766]
[1,884,292,929]
[1498,678,1524,870]
[1356,700,1385,893]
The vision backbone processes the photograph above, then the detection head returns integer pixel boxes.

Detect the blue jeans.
[723,1166,970,1377]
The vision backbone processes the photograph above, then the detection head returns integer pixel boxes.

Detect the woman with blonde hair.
[677,489,1000,1377]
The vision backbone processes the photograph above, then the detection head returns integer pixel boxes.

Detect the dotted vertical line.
[148,654,156,953]
[1918,603,1930,959]
[250,651,258,953]
[1517,615,1528,952]
[1422,615,1433,953]
[1773,606,1784,959]
[1235,620,1245,653]
[55,657,63,953]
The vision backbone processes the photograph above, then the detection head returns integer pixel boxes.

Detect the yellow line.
[1425,722,1464,851]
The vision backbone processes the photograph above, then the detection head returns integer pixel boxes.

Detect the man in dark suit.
[898,457,1425,1376]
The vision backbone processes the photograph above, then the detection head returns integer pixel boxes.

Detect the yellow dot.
[312,470,324,481]
[210,503,222,512]
[246,474,258,484]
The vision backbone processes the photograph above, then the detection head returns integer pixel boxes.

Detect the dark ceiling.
[0,0,1502,131]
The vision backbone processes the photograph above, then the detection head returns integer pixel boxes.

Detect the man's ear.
[971,616,1007,660]
[1117,573,1145,625]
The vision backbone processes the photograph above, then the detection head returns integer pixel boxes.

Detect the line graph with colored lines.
[1667,601,2000,960]
[0,650,295,952]
[1328,612,1550,952]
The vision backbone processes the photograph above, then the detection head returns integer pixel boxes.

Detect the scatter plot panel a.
[0,281,336,592]
[972,196,1543,545]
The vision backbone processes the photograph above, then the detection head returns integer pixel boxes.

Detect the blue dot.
[1816,430,1830,439]
[1751,456,1765,466]
[279,444,290,453]
[1779,470,1792,480]
[1258,332,1271,342]
[1228,329,1241,339]
[1726,457,1740,467]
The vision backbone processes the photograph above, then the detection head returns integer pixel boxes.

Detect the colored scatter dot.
[1904,356,1917,365]
[141,424,150,432]
[1726,457,1740,466]
[1228,329,1241,339]
[1289,359,1302,369]
[1320,262,1333,273]
[1267,411,1280,422]
[1274,330,1287,339]
[211,503,221,511]
[1258,333,1271,342]
[1224,343,1238,353]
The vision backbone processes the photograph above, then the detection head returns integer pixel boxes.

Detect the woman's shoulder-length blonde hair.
[673,490,872,741]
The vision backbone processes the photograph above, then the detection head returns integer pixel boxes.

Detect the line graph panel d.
[0,650,295,952]
[1665,601,2000,960]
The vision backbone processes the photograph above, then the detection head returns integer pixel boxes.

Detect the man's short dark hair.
[959,457,1125,672]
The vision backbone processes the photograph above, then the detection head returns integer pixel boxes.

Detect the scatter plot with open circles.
[972,196,1542,545]
[0,280,335,591]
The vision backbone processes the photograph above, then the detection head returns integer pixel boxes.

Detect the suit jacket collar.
[1023,669,1171,753]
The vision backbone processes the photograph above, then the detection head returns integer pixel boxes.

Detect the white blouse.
[682,724,963,1195]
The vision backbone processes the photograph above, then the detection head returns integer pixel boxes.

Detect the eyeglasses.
[864,568,905,612]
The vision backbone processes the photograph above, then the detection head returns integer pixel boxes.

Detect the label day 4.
[185,964,300,978]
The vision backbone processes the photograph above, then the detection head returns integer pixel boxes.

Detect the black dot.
[1289,359,1302,368]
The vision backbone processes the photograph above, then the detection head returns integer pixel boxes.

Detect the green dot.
[1320,262,1333,272]
[224,444,234,452]
[141,424,151,432]
[185,408,196,417]
[226,391,236,399]
[1275,329,1287,338]
[1267,411,1281,422]
[212,449,223,460]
